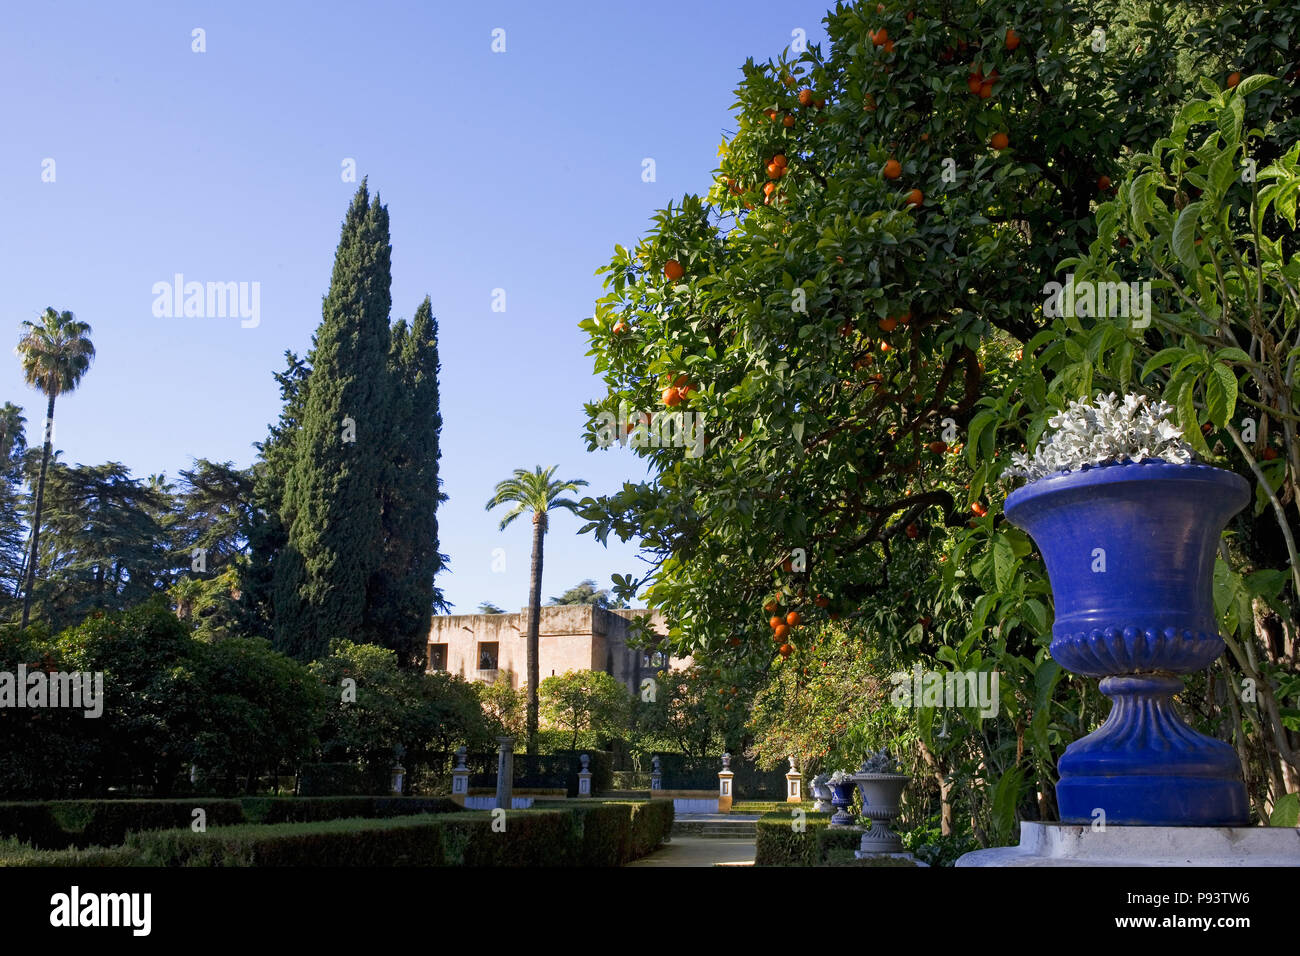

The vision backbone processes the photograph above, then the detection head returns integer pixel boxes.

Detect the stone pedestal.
[390,763,405,795]
[650,754,663,793]
[495,736,515,811]
[956,822,1300,867]
[785,756,803,803]
[578,753,593,797]
[450,746,469,806]
[717,753,734,813]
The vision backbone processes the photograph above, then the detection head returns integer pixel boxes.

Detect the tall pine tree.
[274,182,395,660]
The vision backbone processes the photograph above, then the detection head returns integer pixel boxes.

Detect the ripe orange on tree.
[664,259,684,281]
[879,316,899,332]
[769,615,783,630]
[764,599,780,614]
[662,386,682,407]
[1005,28,1020,50]
[871,27,889,47]
[763,182,777,198]
[814,594,830,608]
[882,158,902,179]
[1227,71,1242,88]
[779,643,794,658]
[767,162,783,179]
[786,610,801,626]
[1097,175,1112,192]
[774,624,790,641]
[928,440,947,454]
[764,108,778,121]
[613,320,627,334]
[773,153,787,168]
[906,188,924,206]
[990,132,1009,150]
[971,501,988,516]
[798,88,814,106]
[899,311,912,324]
[979,81,994,99]
[783,113,795,127]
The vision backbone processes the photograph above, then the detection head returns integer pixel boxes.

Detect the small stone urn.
[810,774,832,812]
[827,772,857,827]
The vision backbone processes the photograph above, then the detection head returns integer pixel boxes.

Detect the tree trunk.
[525,512,546,755]
[20,391,56,629]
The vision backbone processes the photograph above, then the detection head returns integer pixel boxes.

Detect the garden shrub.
[0,799,244,850]
[128,814,458,866]
[626,800,674,859]
[238,795,458,824]
[127,801,672,867]
[296,762,388,796]
[0,837,142,867]
[562,803,633,866]
[755,810,828,866]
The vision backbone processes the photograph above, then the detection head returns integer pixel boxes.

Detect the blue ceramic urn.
[1005,460,1250,826]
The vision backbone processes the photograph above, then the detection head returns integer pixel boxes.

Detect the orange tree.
[578,0,1300,836]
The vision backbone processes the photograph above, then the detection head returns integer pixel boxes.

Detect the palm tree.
[15,307,95,628]
[485,465,588,754]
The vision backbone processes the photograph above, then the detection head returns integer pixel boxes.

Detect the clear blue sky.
[0,0,829,614]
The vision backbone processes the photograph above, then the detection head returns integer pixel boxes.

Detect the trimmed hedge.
[0,796,460,849]
[238,796,459,824]
[0,836,142,867]
[755,811,923,866]
[0,798,674,866]
[0,799,246,850]
[754,810,860,865]
[128,799,674,867]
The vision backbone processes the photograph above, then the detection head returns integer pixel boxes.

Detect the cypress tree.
[371,297,446,666]
[274,181,395,660]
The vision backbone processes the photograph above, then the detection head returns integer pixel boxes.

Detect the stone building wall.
[426,605,687,694]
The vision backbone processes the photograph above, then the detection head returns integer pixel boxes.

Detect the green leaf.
[1234,74,1276,98]
[1171,202,1205,270]
[1269,792,1299,828]
[966,410,997,467]
[1178,380,1211,456]
[1205,363,1238,426]
[1213,347,1252,364]
[992,534,1017,594]
[1141,347,1190,381]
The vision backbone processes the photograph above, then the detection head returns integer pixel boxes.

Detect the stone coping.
[957,822,1300,867]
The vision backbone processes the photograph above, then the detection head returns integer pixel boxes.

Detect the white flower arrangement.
[828,769,856,786]
[1005,392,1195,483]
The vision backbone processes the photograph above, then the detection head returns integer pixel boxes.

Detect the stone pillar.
[390,762,406,795]
[495,736,515,811]
[650,755,662,792]
[785,756,803,803]
[717,752,734,814]
[450,746,470,806]
[578,753,593,797]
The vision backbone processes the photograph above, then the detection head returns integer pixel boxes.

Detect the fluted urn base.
[1056,675,1248,826]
